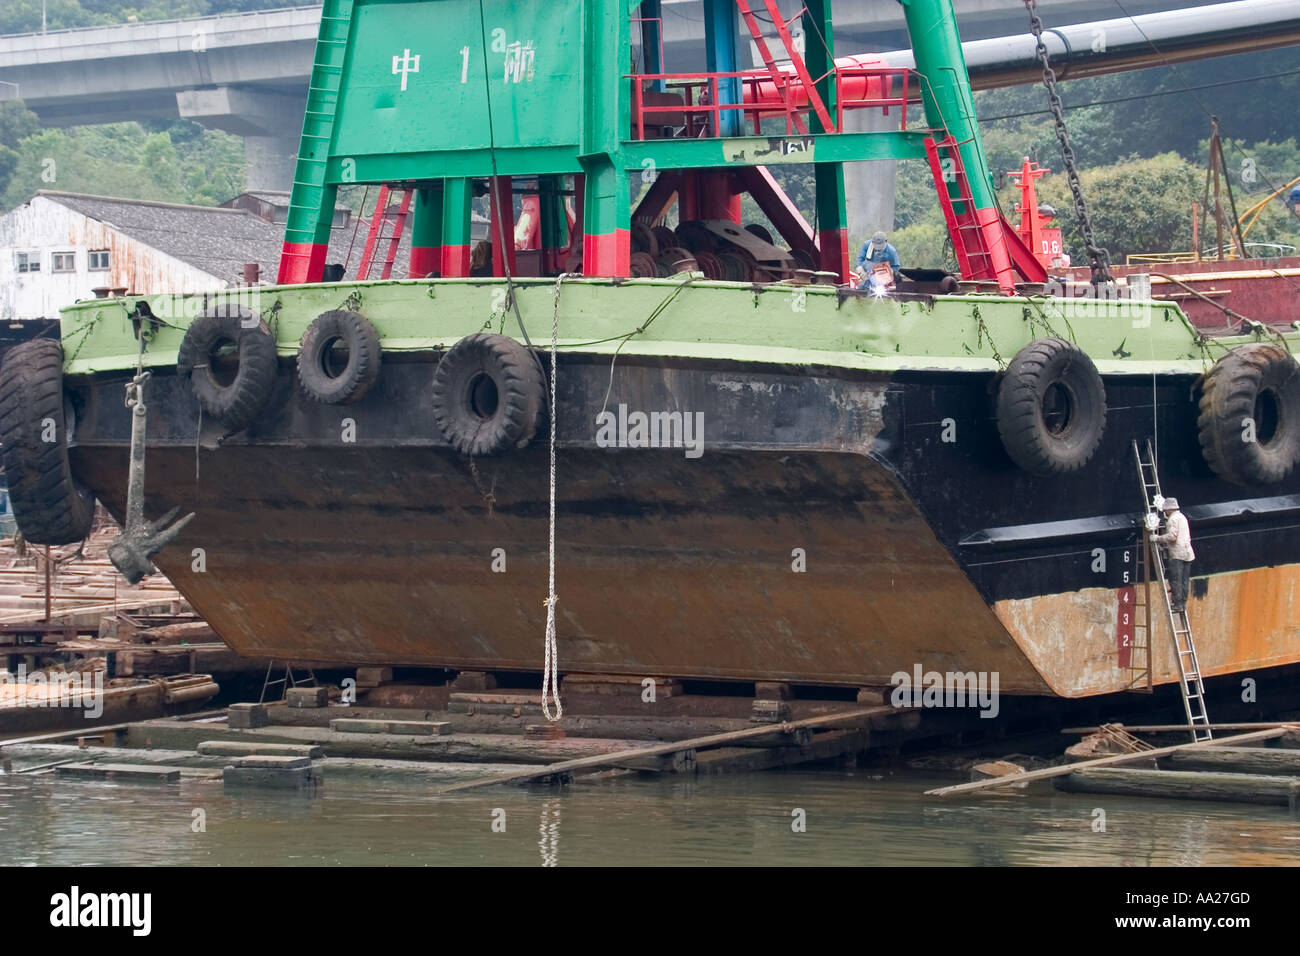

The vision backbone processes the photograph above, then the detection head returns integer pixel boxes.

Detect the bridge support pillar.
[842,107,900,252]
[177,85,306,192]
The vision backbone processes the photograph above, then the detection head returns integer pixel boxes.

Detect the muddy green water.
[2,767,1299,866]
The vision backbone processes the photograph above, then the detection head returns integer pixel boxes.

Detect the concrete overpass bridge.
[0,0,1257,192]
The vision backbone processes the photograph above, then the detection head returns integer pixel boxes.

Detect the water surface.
[3,765,1298,866]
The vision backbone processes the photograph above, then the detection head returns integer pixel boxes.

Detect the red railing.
[628,65,915,140]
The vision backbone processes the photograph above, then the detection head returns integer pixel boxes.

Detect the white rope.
[542,274,576,721]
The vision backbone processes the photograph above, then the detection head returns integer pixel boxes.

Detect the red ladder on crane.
[357,185,412,280]
[924,136,1047,292]
[734,0,836,135]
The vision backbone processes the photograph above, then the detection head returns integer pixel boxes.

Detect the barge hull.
[66,352,1300,697]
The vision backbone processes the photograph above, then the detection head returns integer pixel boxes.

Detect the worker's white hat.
[1162,497,1180,511]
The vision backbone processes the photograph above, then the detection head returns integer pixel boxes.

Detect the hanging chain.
[1024,0,1113,286]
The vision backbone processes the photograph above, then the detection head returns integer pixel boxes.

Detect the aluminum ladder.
[1133,439,1212,741]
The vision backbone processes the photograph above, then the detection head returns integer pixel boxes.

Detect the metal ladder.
[278,0,356,282]
[1132,439,1212,741]
[356,184,412,280]
[925,135,996,281]
[259,661,319,704]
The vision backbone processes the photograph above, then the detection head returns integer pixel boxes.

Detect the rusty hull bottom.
[72,443,1299,696]
[997,565,1300,697]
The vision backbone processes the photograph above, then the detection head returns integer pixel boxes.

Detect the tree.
[0,101,40,150]
[1,121,246,209]
[1028,152,1202,262]
[0,101,40,196]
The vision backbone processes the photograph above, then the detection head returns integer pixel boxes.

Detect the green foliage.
[0,101,41,196]
[0,0,335,34]
[1024,152,1202,262]
[0,102,40,150]
[891,220,951,271]
[0,1,215,34]
[893,159,937,230]
[973,48,1300,169]
[1,116,246,209]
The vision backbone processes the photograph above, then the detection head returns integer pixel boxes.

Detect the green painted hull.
[58,278,1281,377]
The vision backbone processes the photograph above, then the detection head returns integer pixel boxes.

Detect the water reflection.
[0,767,1296,866]
[538,799,560,867]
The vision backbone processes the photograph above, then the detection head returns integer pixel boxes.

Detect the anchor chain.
[107,318,195,584]
[1024,0,1113,286]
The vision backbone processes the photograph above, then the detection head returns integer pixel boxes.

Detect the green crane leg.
[440,178,473,278]
[409,186,442,278]
[804,0,849,279]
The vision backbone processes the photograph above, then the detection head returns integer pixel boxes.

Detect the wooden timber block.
[562,673,680,698]
[56,763,180,782]
[329,718,388,734]
[227,703,269,729]
[856,688,885,705]
[750,700,792,724]
[449,692,535,705]
[754,681,792,701]
[76,730,116,748]
[233,755,312,770]
[356,667,394,689]
[286,687,328,709]
[383,720,451,737]
[197,742,323,759]
[448,692,541,716]
[1055,768,1300,808]
[223,765,321,790]
[451,670,496,692]
[526,724,567,741]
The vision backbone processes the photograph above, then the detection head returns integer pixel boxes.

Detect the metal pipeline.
[740,0,1300,110]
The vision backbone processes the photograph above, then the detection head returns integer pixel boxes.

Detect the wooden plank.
[1062,722,1298,734]
[1055,768,1300,807]
[925,727,1295,797]
[0,722,135,748]
[436,706,889,793]
[0,598,180,624]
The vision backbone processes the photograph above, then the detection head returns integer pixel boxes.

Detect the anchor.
[108,315,194,584]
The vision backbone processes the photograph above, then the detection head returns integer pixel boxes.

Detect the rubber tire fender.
[0,338,95,544]
[296,310,381,405]
[1197,343,1300,486]
[996,337,1107,476]
[176,306,278,433]
[431,333,545,456]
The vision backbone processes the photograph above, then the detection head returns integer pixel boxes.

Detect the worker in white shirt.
[1152,497,1195,613]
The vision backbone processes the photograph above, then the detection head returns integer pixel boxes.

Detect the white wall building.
[0,190,411,321]
[0,191,291,321]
